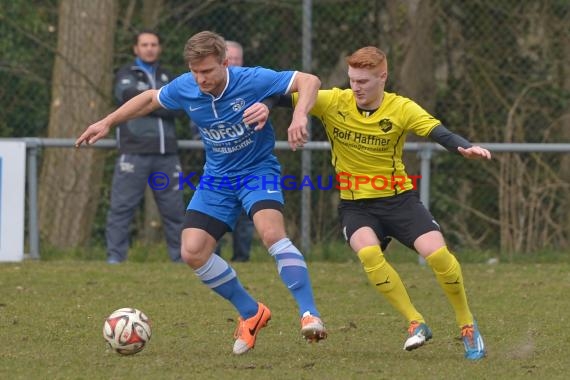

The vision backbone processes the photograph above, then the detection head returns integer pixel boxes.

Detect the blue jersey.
[158,66,296,177]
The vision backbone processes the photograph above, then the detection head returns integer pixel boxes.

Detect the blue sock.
[194,254,258,319]
[269,238,319,317]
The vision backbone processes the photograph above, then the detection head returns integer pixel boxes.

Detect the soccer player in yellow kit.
[287,46,490,360]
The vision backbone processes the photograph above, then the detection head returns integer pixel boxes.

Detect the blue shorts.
[187,166,284,229]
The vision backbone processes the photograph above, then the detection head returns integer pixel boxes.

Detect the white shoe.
[300,311,327,342]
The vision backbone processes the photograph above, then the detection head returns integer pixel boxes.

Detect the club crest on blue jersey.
[231,98,246,112]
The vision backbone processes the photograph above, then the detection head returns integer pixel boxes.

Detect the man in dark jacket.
[106,30,184,263]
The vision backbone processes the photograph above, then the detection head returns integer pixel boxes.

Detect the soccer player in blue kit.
[76,31,327,355]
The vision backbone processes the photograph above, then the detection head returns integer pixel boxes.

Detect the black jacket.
[113,61,180,154]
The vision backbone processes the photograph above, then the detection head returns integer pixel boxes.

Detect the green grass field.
[1,259,568,379]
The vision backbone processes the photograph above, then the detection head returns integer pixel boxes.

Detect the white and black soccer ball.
[103,307,152,355]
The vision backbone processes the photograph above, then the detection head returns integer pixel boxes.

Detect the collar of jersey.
[205,67,231,101]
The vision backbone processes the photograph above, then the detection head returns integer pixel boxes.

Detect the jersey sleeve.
[401,99,441,137]
[157,77,183,110]
[291,89,336,117]
[250,67,296,99]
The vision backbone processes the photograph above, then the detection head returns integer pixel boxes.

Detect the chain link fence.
[1,0,568,256]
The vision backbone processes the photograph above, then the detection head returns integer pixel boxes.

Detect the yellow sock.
[425,246,473,327]
[357,245,424,323]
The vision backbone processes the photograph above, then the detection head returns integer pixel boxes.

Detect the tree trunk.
[385,0,437,190]
[39,0,117,248]
[392,0,436,112]
[384,0,436,110]
[141,0,167,244]
[142,0,164,29]
[557,9,570,247]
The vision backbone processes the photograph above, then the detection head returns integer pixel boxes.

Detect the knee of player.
[180,249,196,267]
[357,245,385,266]
[181,241,208,268]
[258,228,287,248]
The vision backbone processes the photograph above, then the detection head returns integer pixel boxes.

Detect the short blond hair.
[346,46,388,72]
[183,31,226,65]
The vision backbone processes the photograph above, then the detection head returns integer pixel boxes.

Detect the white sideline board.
[0,142,26,262]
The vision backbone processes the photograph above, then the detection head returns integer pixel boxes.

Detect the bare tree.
[140,0,168,245]
[39,0,117,248]
[142,0,164,29]
[441,1,569,254]
[386,0,437,111]
[383,0,437,191]
[558,4,570,248]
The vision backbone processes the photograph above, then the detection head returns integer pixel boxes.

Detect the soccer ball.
[103,307,152,355]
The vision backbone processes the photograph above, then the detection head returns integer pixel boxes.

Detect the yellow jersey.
[294,88,440,200]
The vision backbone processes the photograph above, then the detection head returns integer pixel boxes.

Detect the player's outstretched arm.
[286,72,321,151]
[75,89,160,148]
[428,125,492,160]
